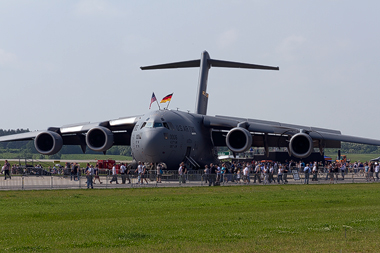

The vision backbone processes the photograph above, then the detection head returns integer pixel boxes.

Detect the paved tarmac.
[0,172,377,191]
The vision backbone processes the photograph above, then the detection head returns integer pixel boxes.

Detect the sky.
[1,1,380,139]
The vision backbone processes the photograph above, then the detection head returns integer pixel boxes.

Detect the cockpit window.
[154,122,163,128]
[168,122,175,130]
[140,121,170,129]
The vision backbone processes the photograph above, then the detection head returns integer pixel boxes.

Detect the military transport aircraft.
[1,51,380,169]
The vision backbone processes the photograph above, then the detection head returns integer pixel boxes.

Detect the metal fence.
[1,170,379,190]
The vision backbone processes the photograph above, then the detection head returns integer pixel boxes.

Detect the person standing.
[3,160,11,180]
[142,164,149,184]
[120,163,127,184]
[221,163,226,183]
[135,162,144,185]
[110,163,119,184]
[125,163,132,184]
[243,164,250,184]
[277,165,284,184]
[368,163,375,182]
[340,163,346,180]
[375,162,380,181]
[283,164,289,183]
[156,163,163,183]
[312,162,318,181]
[253,163,262,183]
[93,164,103,184]
[178,162,184,185]
[86,165,94,189]
[209,163,217,186]
[304,164,311,184]
[76,163,81,181]
[204,165,210,184]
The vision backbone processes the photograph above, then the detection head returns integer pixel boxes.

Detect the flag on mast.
[149,92,157,109]
[160,93,173,103]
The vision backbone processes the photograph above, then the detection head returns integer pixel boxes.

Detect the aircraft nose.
[142,129,167,157]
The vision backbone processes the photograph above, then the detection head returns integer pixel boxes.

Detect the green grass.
[1,184,380,252]
[59,154,132,161]
[0,152,132,161]
[324,153,380,162]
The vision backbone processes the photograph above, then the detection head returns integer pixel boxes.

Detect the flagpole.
[156,99,161,110]
[166,92,173,109]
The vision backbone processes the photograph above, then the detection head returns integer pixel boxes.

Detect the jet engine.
[34,131,63,155]
[226,127,252,153]
[289,132,313,158]
[86,126,114,152]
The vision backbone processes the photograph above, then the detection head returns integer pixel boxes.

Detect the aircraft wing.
[0,131,45,142]
[0,115,141,154]
[204,115,380,151]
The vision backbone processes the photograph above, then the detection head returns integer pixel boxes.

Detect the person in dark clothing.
[209,163,217,186]
[3,160,11,180]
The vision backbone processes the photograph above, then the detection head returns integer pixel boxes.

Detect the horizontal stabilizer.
[209,59,279,71]
[140,50,279,115]
[141,60,200,70]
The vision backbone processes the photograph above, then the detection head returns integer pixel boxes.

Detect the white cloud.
[217,29,238,49]
[276,35,307,61]
[0,48,17,66]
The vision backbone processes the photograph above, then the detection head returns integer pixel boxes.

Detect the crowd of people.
[2,159,380,187]
[201,160,380,186]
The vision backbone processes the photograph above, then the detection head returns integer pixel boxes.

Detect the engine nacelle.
[289,132,313,158]
[34,131,63,155]
[86,126,114,152]
[226,127,252,153]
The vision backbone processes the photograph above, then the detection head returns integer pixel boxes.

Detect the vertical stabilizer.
[195,51,211,115]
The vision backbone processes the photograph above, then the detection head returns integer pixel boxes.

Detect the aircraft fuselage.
[131,110,217,169]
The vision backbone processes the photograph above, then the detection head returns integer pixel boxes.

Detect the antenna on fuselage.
[140,51,279,115]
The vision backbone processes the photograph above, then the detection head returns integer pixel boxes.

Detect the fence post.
[51,175,53,190]
[22,175,24,190]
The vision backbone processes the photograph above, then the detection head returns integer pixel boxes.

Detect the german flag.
[160,93,173,103]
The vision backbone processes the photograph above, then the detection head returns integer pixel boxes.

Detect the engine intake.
[226,127,252,153]
[34,131,63,155]
[289,132,313,158]
[86,127,114,152]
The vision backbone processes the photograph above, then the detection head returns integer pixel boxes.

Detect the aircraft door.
[185,146,191,157]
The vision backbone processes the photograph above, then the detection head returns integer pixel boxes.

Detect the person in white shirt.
[312,162,318,181]
[135,161,145,185]
[263,165,270,185]
[243,165,250,184]
[375,163,380,181]
[178,162,186,184]
[277,165,284,184]
[120,163,127,184]
[304,164,311,184]
[86,165,94,189]
[110,164,119,184]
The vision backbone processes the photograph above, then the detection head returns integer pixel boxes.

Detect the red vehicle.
[97,160,120,173]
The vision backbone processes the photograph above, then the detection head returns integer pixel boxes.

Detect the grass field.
[0,153,132,161]
[1,184,380,252]
[324,153,380,163]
